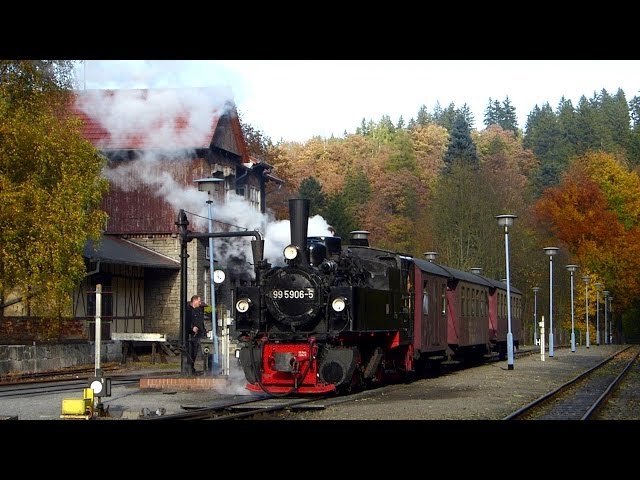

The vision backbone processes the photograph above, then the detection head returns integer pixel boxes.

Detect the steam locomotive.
[234,198,522,396]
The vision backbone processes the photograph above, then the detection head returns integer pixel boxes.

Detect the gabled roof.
[246,155,285,185]
[84,236,180,269]
[70,88,235,151]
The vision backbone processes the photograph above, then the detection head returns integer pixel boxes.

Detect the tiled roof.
[84,236,180,269]
[70,88,233,150]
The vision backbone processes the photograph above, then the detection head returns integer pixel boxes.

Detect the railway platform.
[0,344,628,421]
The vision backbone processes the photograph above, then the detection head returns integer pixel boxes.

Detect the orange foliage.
[533,152,640,310]
[534,172,623,249]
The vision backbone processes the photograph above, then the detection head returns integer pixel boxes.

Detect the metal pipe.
[176,208,264,376]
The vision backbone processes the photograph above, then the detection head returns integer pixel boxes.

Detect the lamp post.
[583,275,590,348]
[544,247,559,357]
[532,287,540,346]
[594,283,603,345]
[608,296,614,344]
[603,290,609,345]
[566,265,578,352]
[195,177,224,374]
[496,214,517,370]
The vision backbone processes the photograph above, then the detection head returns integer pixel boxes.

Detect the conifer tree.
[298,176,327,217]
[443,114,478,173]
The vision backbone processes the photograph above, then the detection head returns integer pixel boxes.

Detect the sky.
[70,59,640,269]
[75,60,640,143]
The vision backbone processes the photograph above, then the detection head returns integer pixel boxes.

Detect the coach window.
[463,287,467,317]
[483,290,487,316]
[472,289,476,317]
[432,282,440,339]
[474,289,479,317]
[422,283,429,315]
[504,292,507,318]
[442,284,447,316]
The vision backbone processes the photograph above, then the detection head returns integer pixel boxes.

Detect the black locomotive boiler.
[234,198,522,395]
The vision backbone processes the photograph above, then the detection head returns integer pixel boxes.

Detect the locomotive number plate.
[270,288,315,299]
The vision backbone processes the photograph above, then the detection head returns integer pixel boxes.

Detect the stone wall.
[0,341,122,377]
[128,236,204,342]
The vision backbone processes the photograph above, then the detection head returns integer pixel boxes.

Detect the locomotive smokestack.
[289,198,309,262]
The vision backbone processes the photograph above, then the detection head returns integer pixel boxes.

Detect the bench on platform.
[111,332,172,364]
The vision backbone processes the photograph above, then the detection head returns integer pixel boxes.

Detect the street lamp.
[496,214,517,370]
[532,287,540,346]
[195,177,224,374]
[583,275,590,348]
[595,283,603,345]
[544,247,559,357]
[603,290,609,345]
[566,265,579,352]
[608,296,614,344]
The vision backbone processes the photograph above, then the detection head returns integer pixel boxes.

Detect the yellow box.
[61,398,88,416]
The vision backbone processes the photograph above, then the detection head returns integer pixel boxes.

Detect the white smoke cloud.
[212,360,255,395]
[75,84,333,277]
[76,88,233,150]
[210,195,333,273]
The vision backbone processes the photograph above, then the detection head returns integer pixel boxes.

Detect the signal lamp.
[89,375,111,397]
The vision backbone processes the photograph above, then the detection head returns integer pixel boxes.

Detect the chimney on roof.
[349,230,370,247]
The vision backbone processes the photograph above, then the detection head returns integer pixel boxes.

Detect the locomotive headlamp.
[332,297,347,312]
[236,298,251,313]
[284,245,298,260]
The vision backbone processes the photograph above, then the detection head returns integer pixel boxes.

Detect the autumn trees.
[533,151,640,340]
[0,60,109,318]
[264,89,640,342]
[5,63,638,342]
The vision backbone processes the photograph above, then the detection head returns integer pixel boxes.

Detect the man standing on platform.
[186,294,206,375]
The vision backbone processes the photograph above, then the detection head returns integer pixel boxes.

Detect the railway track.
[0,363,127,385]
[0,373,143,399]
[140,395,332,420]
[140,345,553,421]
[503,344,640,420]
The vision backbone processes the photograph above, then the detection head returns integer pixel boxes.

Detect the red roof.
[70,88,233,150]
